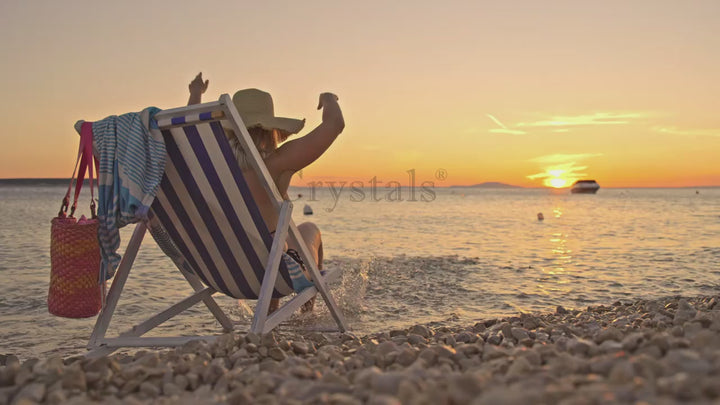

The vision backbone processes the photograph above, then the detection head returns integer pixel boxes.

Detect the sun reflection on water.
[536,229,576,296]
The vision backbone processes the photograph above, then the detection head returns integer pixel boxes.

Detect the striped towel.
[77,107,165,282]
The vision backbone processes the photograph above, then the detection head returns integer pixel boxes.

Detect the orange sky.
[1,1,718,188]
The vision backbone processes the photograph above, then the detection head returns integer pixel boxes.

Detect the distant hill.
[0,178,71,186]
[453,182,522,189]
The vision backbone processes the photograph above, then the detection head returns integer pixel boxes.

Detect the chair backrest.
[147,110,294,299]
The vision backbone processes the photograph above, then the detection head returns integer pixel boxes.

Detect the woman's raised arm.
[267,92,345,174]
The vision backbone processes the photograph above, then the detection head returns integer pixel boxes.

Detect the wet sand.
[1,295,719,404]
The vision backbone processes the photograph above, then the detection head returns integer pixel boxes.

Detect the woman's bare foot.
[301,295,316,313]
[268,298,280,315]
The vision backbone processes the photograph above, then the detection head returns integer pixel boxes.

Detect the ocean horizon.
[1,178,718,189]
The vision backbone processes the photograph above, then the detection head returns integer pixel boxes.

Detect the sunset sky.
[1,0,718,188]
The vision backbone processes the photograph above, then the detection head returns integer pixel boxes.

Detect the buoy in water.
[303,204,313,215]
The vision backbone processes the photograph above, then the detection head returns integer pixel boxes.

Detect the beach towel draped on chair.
[75,107,166,282]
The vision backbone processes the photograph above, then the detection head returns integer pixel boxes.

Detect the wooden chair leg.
[88,223,147,349]
[251,201,292,334]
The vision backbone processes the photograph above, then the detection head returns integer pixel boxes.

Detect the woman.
[187,73,345,313]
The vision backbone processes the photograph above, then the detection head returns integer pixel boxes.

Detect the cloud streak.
[489,128,527,135]
[486,114,527,135]
[652,126,720,137]
[484,112,646,136]
[486,114,506,129]
[517,112,646,128]
[529,153,603,164]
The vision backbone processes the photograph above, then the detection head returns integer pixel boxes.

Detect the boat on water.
[571,180,600,194]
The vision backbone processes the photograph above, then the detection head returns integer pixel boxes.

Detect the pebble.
[664,349,711,375]
[61,363,86,391]
[673,299,698,325]
[482,345,508,361]
[598,339,623,354]
[566,338,595,356]
[594,326,623,344]
[691,329,720,350]
[245,333,261,345]
[506,356,533,377]
[486,333,502,345]
[12,382,45,403]
[649,333,670,354]
[268,348,287,362]
[367,394,402,405]
[46,389,66,405]
[161,382,180,397]
[408,325,431,338]
[417,348,437,366]
[291,341,309,355]
[139,381,160,398]
[621,332,646,351]
[520,313,541,330]
[608,360,635,384]
[511,327,530,342]
[261,333,278,348]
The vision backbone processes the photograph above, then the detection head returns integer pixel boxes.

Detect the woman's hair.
[228,126,282,170]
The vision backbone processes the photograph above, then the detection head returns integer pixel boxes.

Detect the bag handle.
[58,130,85,217]
[59,122,97,218]
[77,122,97,218]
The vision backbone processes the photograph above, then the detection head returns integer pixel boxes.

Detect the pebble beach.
[2,295,719,404]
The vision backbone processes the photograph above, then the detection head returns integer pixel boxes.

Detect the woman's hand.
[189,72,209,94]
[188,72,209,105]
[317,92,344,133]
[317,92,339,110]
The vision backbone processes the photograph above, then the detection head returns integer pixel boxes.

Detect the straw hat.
[232,89,305,138]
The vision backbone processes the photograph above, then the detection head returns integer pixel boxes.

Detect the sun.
[529,167,573,188]
[547,178,568,188]
[542,169,570,188]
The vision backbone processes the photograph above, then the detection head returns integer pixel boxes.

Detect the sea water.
[1,183,718,359]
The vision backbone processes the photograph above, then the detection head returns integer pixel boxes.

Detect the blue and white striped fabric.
[83,107,166,282]
[148,119,294,299]
[282,253,317,292]
[155,110,223,128]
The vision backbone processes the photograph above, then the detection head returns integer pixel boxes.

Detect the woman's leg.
[259,223,323,314]
[288,222,323,270]
[287,222,323,312]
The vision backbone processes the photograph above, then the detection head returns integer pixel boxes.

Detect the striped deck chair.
[86,94,348,357]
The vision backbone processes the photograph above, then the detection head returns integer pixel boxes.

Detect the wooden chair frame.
[85,95,347,357]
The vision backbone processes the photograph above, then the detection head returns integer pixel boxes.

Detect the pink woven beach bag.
[47,122,104,318]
